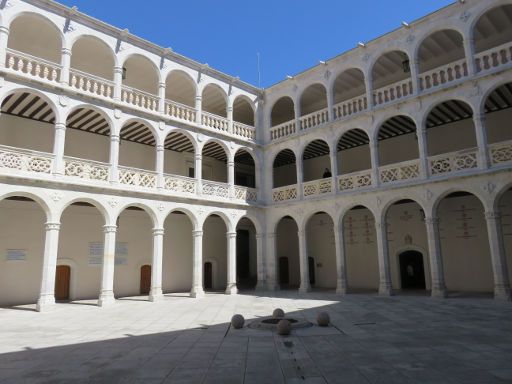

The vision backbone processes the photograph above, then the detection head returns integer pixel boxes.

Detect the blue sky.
[58,0,454,88]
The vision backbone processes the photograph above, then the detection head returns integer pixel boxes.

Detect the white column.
[0,26,9,69]
[463,37,476,76]
[109,134,120,183]
[375,220,393,296]
[225,231,238,294]
[52,122,66,176]
[298,229,311,293]
[195,153,202,195]
[255,233,266,291]
[364,72,373,109]
[228,159,235,198]
[294,96,301,131]
[113,66,123,101]
[98,225,117,307]
[330,150,338,194]
[484,211,512,301]
[424,216,447,298]
[190,229,205,298]
[296,156,304,200]
[60,47,71,85]
[266,232,278,290]
[333,224,348,295]
[417,127,429,179]
[156,144,164,189]
[410,59,420,95]
[227,105,234,133]
[36,222,61,312]
[474,112,490,169]
[195,93,202,124]
[326,87,334,121]
[158,82,165,114]
[370,139,380,187]
[149,228,164,302]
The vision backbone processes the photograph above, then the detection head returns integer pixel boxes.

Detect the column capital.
[228,160,235,167]
[297,229,305,237]
[45,222,61,231]
[226,231,237,239]
[192,230,203,237]
[474,112,486,122]
[152,227,165,236]
[267,232,276,239]
[61,47,72,55]
[110,134,120,142]
[375,221,387,230]
[195,153,202,161]
[0,26,10,35]
[103,225,117,233]
[484,210,501,221]
[424,216,440,225]
[55,122,66,131]
[195,94,202,101]
[156,144,164,152]
[227,105,233,112]
[158,81,166,88]
[114,66,123,74]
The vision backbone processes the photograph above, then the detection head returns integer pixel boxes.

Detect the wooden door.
[140,265,151,295]
[55,265,70,301]
[204,262,213,290]
[279,257,289,286]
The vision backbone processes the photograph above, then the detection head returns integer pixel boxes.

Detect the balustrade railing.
[337,170,372,191]
[234,185,257,202]
[475,41,512,74]
[165,99,196,123]
[118,166,157,188]
[333,95,367,120]
[379,159,420,184]
[163,173,197,194]
[5,49,61,84]
[373,78,413,106]
[489,140,512,166]
[121,85,159,112]
[202,111,229,133]
[202,180,230,198]
[302,178,332,197]
[64,156,110,182]
[419,58,468,91]
[233,121,256,140]
[69,69,114,99]
[429,148,478,176]
[0,145,53,175]
[272,184,298,202]
[299,108,329,130]
[270,120,296,141]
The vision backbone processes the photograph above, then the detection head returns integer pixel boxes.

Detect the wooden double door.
[55,265,70,301]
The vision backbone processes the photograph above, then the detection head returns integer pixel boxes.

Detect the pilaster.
[149,228,164,302]
[37,222,61,312]
[190,230,205,298]
[98,225,117,307]
[225,231,238,295]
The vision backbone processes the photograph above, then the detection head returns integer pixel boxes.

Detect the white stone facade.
[0,0,511,311]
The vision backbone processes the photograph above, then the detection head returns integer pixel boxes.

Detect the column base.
[149,288,163,302]
[336,279,347,295]
[225,284,238,295]
[494,285,512,301]
[266,281,278,291]
[190,287,205,298]
[98,291,116,307]
[255,281,267,291]
[430,286,447,299]
[298,284,311,293]
[378,284,393,296]
[36,294,55,312]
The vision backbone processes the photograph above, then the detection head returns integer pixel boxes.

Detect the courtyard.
[0,292,511,383]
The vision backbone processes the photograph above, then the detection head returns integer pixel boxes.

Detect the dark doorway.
[55,265,70,301]
[140,265,151,294]
[399,251,426,289]
[204,262,213,290]
[308,257,316,285]
[236,230,254,289]
[279,257,289,286]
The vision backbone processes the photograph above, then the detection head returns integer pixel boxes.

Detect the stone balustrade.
[302,178,332,198]
[118,166,157,189]
[489,139,512,166]
[5,48,60,84]
[272,184,298,202]
[333,95,367,120]
[419,58,468,91]
[0,145,53,175]
[64,156,110,182]
[373,78,413,106]
[299,108,329,131]
[121,85,159,112]
[475,41,512,74]
[337,170,373,191]
[69,69,114,99]
[379,159,420,184]
[428,147,478,176]
[201,111,229,133]
[233,121,256,141]
[163,173,197,195]
[165,99,196,123]
[202,180,230,198]
[270,120,296,141]
[234,185,258,202]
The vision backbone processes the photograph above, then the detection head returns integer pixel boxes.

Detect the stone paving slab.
[0,291,511,383]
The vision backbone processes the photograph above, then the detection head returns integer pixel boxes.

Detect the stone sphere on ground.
[316,312,330,327]
[277,319,291,335]
[231,314,245,329]
[273,308,285,318]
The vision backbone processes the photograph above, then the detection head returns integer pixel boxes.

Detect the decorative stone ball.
[277,319,291,335]
[231,314,245,329]
[316,312,330,327]
[273,308,285,318]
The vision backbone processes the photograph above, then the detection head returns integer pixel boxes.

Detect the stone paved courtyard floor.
[1,291,512,384]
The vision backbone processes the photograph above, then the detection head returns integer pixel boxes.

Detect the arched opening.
[377,116,419,183]
[236,218,257,290]
[473,5,512,72]
[437,192,493,295]
[499,188,512,286]
[203,214,227,291]
[332,68,367,119]
[114,206,153,299]
[372,50,412,105]
[163,131,195,177]
[271,96,294,127]
[233,96,255,127]
[0,196,46,307]
[0,90,55,155]
[122,54,159,95]
[165,70,196,107]
[119,120,156,172]
[202,84,227,118]
[299,84,328,129]
[7,13,61,63]
[385,199,430,292]
[58,202,105,301]
[273,149,296,188]
[425,100,477,175]
[342,206,379,292]
[336,129,371,190]
[305,212,336,289]
[201,141,227,183]
[162,211,194,294]
[275,216,300,289]
[71,36,115,81]
[418,30,466,90]
[234,149,255,188]
[302,139,331,183]
[483,83,512,154]
[64,107,110,166]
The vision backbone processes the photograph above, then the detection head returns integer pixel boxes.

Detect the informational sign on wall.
[88,242,129,266]
[6,249,27,261]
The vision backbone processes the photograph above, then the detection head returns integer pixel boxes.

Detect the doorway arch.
[398,250,426,290]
